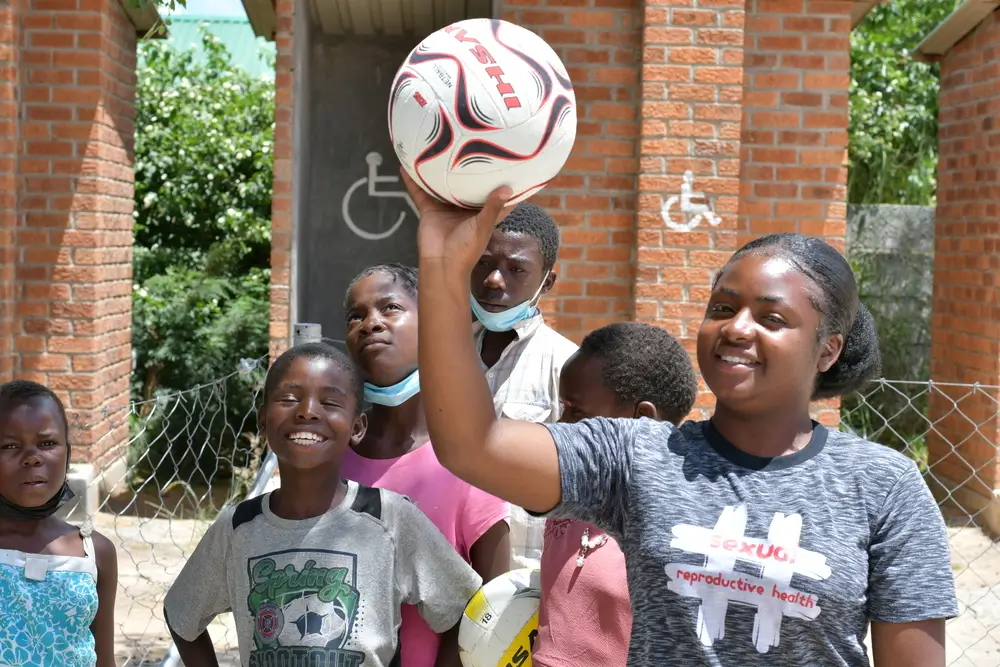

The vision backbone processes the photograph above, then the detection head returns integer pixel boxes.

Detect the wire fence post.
[160,325,322,667]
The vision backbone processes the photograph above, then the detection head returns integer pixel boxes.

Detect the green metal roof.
[161,15,275,79]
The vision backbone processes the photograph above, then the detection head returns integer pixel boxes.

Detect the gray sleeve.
[163,510,234,641]
[541,417,640,536]
[393,496,484,633]
[868,462,959,622]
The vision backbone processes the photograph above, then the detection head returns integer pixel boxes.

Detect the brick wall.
[635,0,745,413]
[736,0,852,425]
[269,0,294,359]
[0,0,18,382]
[14,0,137,463]
[927,8,1000,515]
[267,1,855,416]
[737,0,850,249]
[501,0,643,343]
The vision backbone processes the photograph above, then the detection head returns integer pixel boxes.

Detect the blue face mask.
[364,370,420,407]
[470,279,548,332]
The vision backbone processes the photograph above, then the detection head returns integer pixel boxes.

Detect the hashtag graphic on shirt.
[664,504,833,653]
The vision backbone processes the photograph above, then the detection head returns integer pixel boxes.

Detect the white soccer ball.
[458,568,541,667]
[276,593,349,648]
[388,19,577,208]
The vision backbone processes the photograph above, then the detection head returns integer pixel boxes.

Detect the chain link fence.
[63,355,272,666]
[843,379,1000,666]
[64,365,1000,666]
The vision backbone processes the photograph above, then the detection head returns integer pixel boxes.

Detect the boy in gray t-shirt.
[163,343,482,667]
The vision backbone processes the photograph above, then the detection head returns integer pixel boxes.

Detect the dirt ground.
[97,510,1000,666]
[93,512,239,666]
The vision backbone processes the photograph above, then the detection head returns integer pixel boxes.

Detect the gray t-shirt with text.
[164,481,482,667]
[540,417,958,666]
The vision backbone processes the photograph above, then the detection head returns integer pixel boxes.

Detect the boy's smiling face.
[260,357,366,471]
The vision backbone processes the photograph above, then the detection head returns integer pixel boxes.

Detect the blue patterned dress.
[0,524,99,667]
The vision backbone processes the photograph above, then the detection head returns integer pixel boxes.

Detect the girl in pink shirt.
[342,263,511,667]
[533,322,698,667]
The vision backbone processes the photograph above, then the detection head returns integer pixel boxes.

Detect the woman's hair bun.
[813,302,881,400]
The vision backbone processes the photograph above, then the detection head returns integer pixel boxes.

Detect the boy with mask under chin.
[469,202,578,570]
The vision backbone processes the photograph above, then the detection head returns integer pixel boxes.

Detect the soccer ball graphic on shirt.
[275,592,350,648]
[458,568,541,667]
[388,18,577,208]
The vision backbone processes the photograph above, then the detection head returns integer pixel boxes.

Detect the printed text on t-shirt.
[664,504,833,653]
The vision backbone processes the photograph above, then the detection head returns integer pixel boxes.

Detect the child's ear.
[634,401,658,420]
[351,411,368,446]
[542,270,557,294]
[258,409,266,439]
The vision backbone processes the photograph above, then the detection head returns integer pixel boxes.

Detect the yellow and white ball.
[459,568,541,667]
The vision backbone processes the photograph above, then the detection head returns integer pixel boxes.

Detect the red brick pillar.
[270,0,295,359]
[635,0,746,412]
[926,10,1000,532]
[15,0,137,464]
[736,0,853,425]
[737,0,850,250]
[497,1,644,342]
[0,0,18,382]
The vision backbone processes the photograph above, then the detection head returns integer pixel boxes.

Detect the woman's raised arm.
[406,171,562,514]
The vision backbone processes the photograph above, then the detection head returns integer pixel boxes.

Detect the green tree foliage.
[848,0,957,205]
[127,0,187,8]
[125,0,186,38]
[131,30,274,483]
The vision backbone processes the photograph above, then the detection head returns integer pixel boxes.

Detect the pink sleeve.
[459,483,511,558]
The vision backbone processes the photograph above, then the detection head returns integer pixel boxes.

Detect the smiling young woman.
[403,168,959,667]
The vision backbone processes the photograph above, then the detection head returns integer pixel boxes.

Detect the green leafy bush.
[130,29,274,484]
[848,0,957,206]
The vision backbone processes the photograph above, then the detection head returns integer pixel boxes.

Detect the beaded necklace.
[576,526,609,567]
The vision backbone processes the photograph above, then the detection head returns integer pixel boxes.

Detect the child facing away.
[0,380,119,667]
[164,342,483,667]
[532,322,698,667]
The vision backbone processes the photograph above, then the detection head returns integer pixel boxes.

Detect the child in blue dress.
[0,380,118,667]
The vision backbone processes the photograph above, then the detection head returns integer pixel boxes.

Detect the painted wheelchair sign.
[341,151,417,241]
[661,170,722,232]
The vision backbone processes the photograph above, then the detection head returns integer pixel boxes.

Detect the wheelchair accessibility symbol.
[341,151,418,241]
[661,170,722,232]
